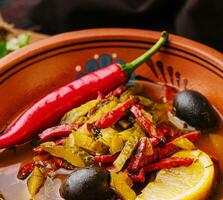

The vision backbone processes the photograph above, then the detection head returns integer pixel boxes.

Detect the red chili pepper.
[178,131,200,142]
[97,85,126,101]
[51,157,63,168]
[43,157,76,172]
[128,137,154,171]
[169,131,200,142]
[143,157,194,172]
[54,138,66,145]
[39,124,75,141]
[17,161,35,180]
[158,131,200,158]
[128,149,158,172]
[130,105,163,140]
[94,97,138,128]
[100,163,116,171]
[157,143,177,159]
[97,91,105,100]
[156,124,170,142]
[95,153,119,163]
[51,157,76,170]
[33,138,65,155]
[139,137,153,155]
[33,146,46,155]
[128,131,200,171]
[149,137,160,147]
[129,168,145,183]
[106,85,127,98]
[0,32,168,149]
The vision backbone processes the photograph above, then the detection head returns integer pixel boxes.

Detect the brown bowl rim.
[0,28,222,75]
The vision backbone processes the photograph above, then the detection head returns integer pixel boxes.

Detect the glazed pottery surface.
[0,28,222,130]
[0,28,223,200]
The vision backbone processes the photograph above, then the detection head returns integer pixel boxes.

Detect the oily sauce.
[0,82,223,200]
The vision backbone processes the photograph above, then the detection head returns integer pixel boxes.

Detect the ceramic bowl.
[0,28,222,130]
[0,28,223,200]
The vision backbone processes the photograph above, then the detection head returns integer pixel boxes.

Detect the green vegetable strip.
[41,144,86,167]
[113,136,139,171]
[60,99,100,124]
[27,166,45,198]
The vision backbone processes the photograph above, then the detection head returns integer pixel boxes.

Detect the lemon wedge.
[137,150,215,200]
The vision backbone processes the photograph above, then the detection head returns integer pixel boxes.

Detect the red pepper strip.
[168,130,200,142]
[50,157,76,170]
[50,157,63,168]
[156,124,170,142]
[97,85,126,100]
[130,105,161,140]
[129,168,145,183]
[143,157,194,172]
[105,85,127,98]
[128,131,200,171]
[39,124,75,141]
[136,137,148,152]
[168,131,200,144]
[128,137,154,171]
[128,149,158,172]
[157,143,177,159]
[0,64,126,149]
[95,153,119,163]
[138,137,153,155]
[0,32,168,149]
[141,151,159,167]
[130,105,152,137]
[43,157,76,171]
[17,161,35,180]
[177,131,200,142]
[33,138,65,155]
[33,146,46,155]
[97,91,105,100]
[100,163,116,172]
[149,137,160,147]
[54,138,66,145]
[158,131,200,158]
[94,97,138,128]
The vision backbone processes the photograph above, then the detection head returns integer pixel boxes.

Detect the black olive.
[60,167,111,200]
[173,90,220,131]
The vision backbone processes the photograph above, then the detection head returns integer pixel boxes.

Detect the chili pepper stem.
[122,31,168,75]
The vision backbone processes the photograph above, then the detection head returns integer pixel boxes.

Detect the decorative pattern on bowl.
[0,28,222,130]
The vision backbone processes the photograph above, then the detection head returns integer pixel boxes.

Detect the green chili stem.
[122,31,168,75]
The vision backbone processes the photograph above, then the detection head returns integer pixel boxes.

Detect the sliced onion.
[35,177,62,200]
[168,112,196,131]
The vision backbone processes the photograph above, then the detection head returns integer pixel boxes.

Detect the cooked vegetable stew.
[0,83,222,200]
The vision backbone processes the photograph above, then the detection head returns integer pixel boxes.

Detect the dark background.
[0,0,222,52]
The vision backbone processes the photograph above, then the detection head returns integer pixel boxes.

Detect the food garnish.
[0,29,218,199]
[14,82,217,200]
[0,16,30,58]
[0,31,168,149]
[137,150,215,200]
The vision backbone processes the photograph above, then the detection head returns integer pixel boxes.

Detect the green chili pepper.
[113,136,139,171]
[27,166,45,198]
[72,131,108,154]
[110,171,136,200]
[41,143,86,167]
[61,99,100,124]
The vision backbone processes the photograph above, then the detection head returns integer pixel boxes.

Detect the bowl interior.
[0,28,223,200]
[0,28,222,130]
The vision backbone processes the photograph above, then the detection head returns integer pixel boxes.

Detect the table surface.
[14,28,49,43]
